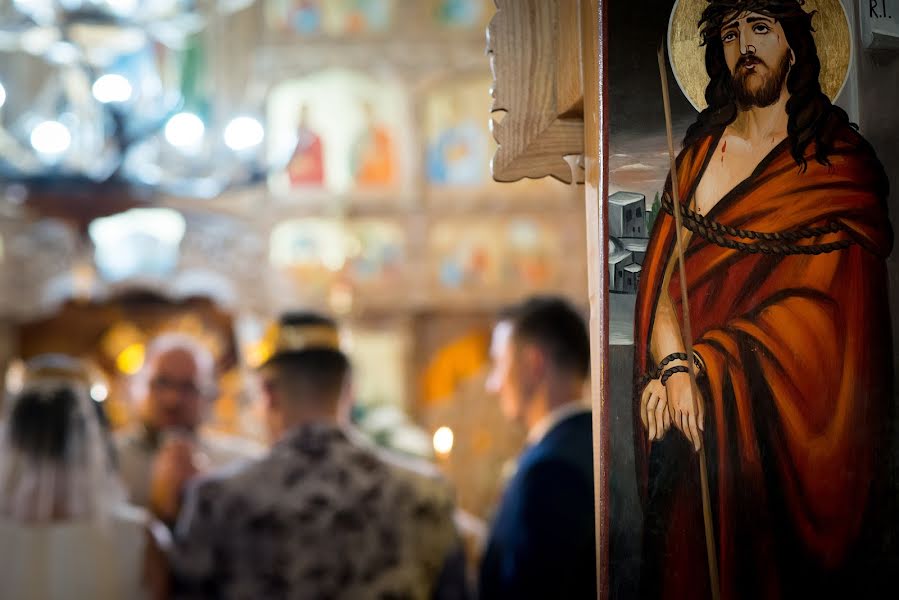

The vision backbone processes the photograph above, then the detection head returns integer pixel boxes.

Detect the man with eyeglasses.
[115,333,262,514]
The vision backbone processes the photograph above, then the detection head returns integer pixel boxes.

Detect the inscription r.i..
[870,0,892,19]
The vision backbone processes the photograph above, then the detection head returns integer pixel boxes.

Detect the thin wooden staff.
[657,43,721,600]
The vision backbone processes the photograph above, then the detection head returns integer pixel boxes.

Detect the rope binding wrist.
[660,365,690,386]
[657,352,688,373]
[639,351,704,388]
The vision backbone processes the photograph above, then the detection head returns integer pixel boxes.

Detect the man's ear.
[261,379,284,442]
[521,343,547,378]
[337,379,354,422]
[343,378,354,402]
[789,48,795,66]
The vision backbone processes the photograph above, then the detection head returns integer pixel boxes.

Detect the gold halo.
[667,0,852,111]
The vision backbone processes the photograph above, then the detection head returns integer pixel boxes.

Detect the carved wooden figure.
[488,0,587,184]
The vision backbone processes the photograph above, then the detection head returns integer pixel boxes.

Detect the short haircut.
[510,296,591,379]
[263,313,350,402]
[144,334,214,378]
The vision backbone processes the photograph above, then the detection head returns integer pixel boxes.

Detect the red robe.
[634,123,894,599]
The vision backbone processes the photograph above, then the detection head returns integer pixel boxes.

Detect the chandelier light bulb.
[31,120,72,156]
[92,74,133,103]
[223,116,264,151]
[90,383,109,402]
[433,426,455,456]
[14,0,50,13]
[165,112,205,149]
[105,0,139,16]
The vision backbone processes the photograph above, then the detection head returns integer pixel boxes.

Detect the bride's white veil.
[0,354,126,525]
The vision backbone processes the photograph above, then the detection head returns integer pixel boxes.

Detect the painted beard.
[731,51,791,109]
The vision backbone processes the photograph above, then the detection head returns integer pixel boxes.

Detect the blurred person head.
[0,354,125,523]
[133,334,215,433]
[486,296,590,429]
[256,313,351,442]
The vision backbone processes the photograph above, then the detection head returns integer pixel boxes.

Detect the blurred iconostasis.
[0,0,587,522]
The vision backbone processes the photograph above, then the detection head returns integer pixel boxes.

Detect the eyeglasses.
[149,376,202,397]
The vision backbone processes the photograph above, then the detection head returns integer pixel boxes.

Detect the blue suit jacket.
[479,412,597,599]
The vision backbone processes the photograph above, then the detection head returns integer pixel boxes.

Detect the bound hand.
[665,371,704,451]
[640,378,671,442]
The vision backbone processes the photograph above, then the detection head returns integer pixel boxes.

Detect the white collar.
[526,402,591,445]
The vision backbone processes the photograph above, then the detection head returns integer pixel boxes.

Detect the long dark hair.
[9,385,82,461]
[682,0,853,170]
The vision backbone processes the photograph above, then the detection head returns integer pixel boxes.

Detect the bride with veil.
[0,354,166,599]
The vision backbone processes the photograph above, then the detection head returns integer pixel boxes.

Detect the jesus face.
[721,11,793,108]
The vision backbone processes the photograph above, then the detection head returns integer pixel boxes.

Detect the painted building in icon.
[608,191,651,294]
[609,191,646,238]
[619,237,648,264]
[609,246,634,293]
[622,263,641,294]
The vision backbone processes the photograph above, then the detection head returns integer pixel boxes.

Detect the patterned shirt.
[170,423,460,600]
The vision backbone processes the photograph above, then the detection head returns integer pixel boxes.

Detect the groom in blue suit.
[479,296,596,599]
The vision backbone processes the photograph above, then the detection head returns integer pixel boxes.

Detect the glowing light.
[92,74,132,103]
[90,383,109,402]
[30,120,71,155]
[105,0,138,16]
[223,116,264,151]
[89,207,186,247]
[20,26,59,56]
[5,359,26,395]
[116,343,145,375]
[89,208,186,281]
[322,246,346,271]
[246,340,274,370]
[164,112,205,149]
[433,426,454,455]
[0,82,6,109]
[45,41,78,64]
[14,0,55,22]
